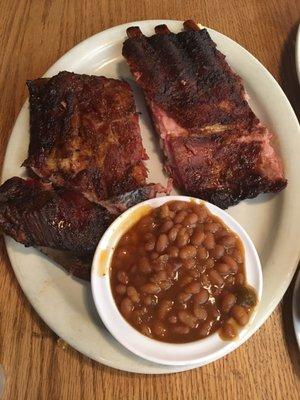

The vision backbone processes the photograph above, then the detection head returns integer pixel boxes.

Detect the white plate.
[293,269,300,348]
[2,20,300,374]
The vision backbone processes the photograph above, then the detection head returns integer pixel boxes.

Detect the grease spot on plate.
[98,249,109,276]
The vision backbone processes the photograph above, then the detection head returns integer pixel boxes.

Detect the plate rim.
[2,19,300,374]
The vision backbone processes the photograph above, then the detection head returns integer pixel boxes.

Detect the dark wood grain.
[0,1,300,399]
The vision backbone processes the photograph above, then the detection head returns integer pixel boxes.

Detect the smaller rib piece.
[0,178,165,256]
[24,71,148,203]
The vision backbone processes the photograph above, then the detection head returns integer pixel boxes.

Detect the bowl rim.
[91,195,263,366]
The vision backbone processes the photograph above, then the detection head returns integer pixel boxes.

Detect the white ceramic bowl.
[91,196,263,366]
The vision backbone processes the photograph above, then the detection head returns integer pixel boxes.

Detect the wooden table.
[0,1,299,399]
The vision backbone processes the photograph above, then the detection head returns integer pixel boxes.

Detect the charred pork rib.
[0,177,164,278]
[24,71,149,203]
[123,20,287,208]
[0,177,113,255]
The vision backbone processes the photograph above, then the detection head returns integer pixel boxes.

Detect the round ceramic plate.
[2,20,300,374]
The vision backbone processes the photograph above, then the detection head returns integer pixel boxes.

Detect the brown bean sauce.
[110,201,258,343]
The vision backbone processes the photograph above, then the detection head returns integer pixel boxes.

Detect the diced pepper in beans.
[110,201,257,343]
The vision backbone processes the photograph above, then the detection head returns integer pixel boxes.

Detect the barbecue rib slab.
[0,177,164,278]
[123,20,287,208]
[24,71,148,203]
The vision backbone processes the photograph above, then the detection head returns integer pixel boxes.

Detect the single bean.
[209,269,224,286]
[210,305,221,320]
[183,213,198,226]
[221,293,236,313]
[191,230,205,246]
[229,248,243,263]
[198,321,212,337]
[215,229,228,239]
[120,297,133,317]
[153,255,169,271]
[138,257,152,274]
[172,325,190,335]
[173,325,190,334]
[180,275,193,287]
[179,245,197,260]
[117,270,129,285]
[203,233,215,250]
[197,246,208,260]
[115,284,126,295]
[222,255,238,273]
[157,299,173,320]
[194,288,209,305]
[144,232,155,242]
[178,310,197,328]
[144,240,155,252]
[177,292,192,303]
[185,281,202,294]
[176,232,189,248]
[150,270,168,283]
[178,226,187,236]
[155,233,169,253]
[139,216,154,231]
[160,219,174,233]
[127,286,140,303]
[169,201,186,211]
[220,235,236,248]
[174,210,188,224]
[153,321,167,337]
[210,244,225,259]
[194,205,207,222]
[141,283,161,294]
[168,245,179,258]
[204,222,220,233]
[193,305,208,320]
[221,322,237,339]
[168,226,179,242]
[159,204,170,219]
[216,262,231,275]
[183,258,196,270]
[142,295,158,306]
[231,305,249,326]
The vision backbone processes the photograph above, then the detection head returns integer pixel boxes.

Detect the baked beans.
[111,201,257,343]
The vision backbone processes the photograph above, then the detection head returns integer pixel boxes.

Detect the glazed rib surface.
[25,71,148,202]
